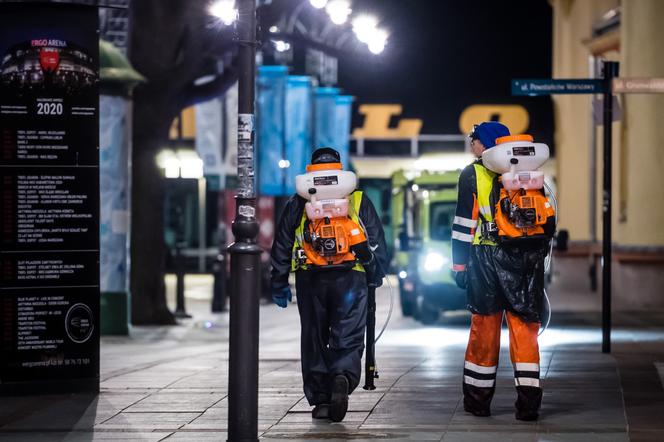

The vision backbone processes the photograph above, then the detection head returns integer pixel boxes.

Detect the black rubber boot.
[463,398,491,417]
[515,408,539,421]
[312,404,330,419]
[515,386,542,421]
[330,375,349,422]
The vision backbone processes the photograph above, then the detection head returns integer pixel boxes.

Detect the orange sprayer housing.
[494,187,555,240]
[301,217,367,267]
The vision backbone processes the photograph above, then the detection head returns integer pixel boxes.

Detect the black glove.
[455,271,468,290]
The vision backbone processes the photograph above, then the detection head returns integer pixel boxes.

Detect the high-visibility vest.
[473,163,498,246]
[291,191,365,272]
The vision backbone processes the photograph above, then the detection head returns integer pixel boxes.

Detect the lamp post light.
[309,0,328,9]
[366,28,388,54]
[210,0,239,26]
[351,14,388,54]
[325,0,352,25]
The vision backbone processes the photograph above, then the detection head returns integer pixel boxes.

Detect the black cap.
[311,147,340,165]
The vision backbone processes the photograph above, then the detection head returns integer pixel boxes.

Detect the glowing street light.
[156,149,204,179]
[326,0,352,25]
[352,15,378,43]
[210,0,237,26]
[309,0,328,9]
[367,28,388,54]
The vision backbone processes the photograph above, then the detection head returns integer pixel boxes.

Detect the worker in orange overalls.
[452,122,555,421]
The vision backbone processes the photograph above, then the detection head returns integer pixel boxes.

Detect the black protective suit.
[270,191,388,406]
[452,160,554,320]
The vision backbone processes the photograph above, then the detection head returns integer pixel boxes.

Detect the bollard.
[211,252,227,312]
[173,241,191,319]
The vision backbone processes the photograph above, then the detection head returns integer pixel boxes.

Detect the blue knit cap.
[471,122,510,148]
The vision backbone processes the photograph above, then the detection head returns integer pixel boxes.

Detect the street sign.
[613,77,664,94]
[512,79,604,96]
[512,65,620,355]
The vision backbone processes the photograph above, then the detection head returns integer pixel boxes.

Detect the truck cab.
[392,168,467,324]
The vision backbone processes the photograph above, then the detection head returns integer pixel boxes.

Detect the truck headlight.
[423,252,448,272]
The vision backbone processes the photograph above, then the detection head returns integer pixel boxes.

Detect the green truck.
[392,168,467,324]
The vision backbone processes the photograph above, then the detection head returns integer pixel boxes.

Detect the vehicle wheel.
[399,280,414,317]
[401,299,414,317]
[418,301,440,325]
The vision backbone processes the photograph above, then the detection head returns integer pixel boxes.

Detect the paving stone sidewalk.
[1,280,664,441]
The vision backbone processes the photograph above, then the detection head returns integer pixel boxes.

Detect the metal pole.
[588,56,598,292]
[198,177,207,273]
[228,0,261,440]
[211,251,227,312]
[601,61,619,354]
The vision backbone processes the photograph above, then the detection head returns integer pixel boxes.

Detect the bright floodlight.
[156,149,205,179]
[310,0,328,9]
[278,159,291,169]
[352,15,378,44]
[178,150,205,179]
[326,0,352,25]
[210,0,237,26]
[367,28,388,54]
[273,40,291,52]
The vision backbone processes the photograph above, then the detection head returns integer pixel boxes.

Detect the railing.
[351,134,470,157]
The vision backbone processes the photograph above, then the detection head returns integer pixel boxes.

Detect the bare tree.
[128,0,238,324]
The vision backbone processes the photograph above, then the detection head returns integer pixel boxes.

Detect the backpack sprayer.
[294,162,394,388]
[294,163,369,268]
[482,134,557,334]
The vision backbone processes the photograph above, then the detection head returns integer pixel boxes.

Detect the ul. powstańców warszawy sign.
[0,3,100,394]
[512,79,604,96]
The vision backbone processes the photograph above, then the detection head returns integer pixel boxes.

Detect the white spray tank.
[481,135,550,191]
[295,167,358,220]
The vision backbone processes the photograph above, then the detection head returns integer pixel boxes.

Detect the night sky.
[263,0,554,147]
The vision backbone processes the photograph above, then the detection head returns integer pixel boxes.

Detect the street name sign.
[512,79,604,96]
[613,77,664,94]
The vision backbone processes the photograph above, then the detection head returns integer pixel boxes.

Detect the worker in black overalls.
[270,147,387,422]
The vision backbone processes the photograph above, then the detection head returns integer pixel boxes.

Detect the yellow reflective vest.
[472,163,498,246]
[291,191,365,272]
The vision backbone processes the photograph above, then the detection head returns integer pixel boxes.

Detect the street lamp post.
[228,0,261,440]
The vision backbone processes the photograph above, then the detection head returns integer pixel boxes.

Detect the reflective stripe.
[515,377,541,388]
[464,375,495,388]
[452,231,474,243]
[453,264,466,272]
[453,216,476,228]
[465,361,497,374]
[479,205,492,217]
[515,362,539,372]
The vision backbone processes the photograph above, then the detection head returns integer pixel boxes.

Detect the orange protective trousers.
[465,311,540,369]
